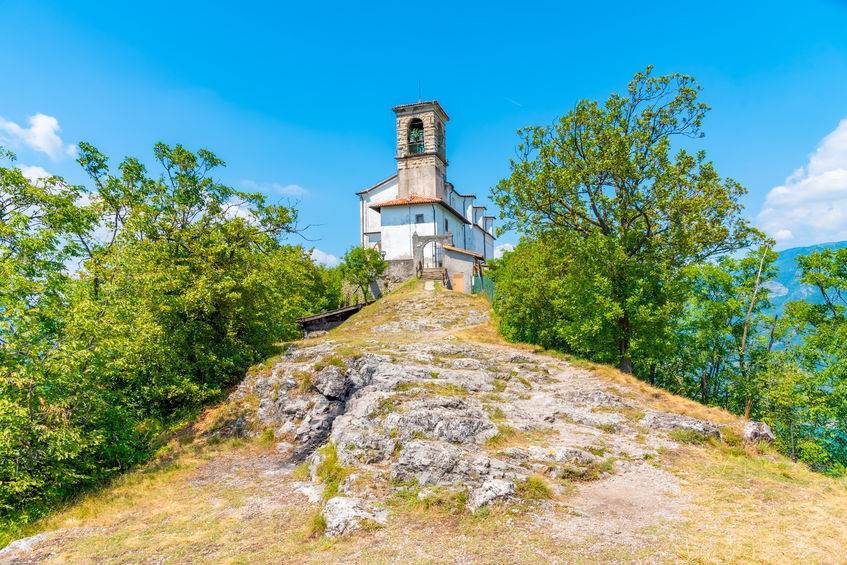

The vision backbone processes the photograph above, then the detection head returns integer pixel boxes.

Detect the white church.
[357,100,495,293]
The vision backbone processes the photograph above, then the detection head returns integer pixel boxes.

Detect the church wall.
[380,204,437,261]
[361,180,398,244]
[471,225,485,256]
[433,205,462,248]
[484,233,494,260]
[443,249,476,294]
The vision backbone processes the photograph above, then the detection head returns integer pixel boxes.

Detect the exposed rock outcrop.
[321,497,388,537]
[221,285,737,538]
[639,410,721,438]
[744,421,776,444]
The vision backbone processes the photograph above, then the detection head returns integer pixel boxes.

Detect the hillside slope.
[765,239,847,313]
[3,283,846,564]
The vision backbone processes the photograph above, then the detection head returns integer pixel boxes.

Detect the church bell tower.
[392,101,449,200]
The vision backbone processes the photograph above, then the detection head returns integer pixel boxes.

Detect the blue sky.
[2,0,847,263]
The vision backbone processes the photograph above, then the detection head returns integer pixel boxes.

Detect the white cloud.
[758,118,847,246]
[17,164,52,183]
[241,179,308,197]
[311,248,339,267]
[0,113,77,161]
[494,243,515,258]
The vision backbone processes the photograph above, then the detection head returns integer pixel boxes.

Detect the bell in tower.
[392,101,449,200]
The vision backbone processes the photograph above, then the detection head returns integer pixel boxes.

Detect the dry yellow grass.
[667,444,847,564]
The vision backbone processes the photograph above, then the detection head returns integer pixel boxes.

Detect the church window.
[415,213,425,223]
[444,219,449,232]
[407,119,425,154]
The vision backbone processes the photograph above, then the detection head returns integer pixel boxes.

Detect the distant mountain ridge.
[763,240,847,313]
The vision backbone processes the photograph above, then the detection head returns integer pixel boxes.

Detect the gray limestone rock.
[382,396,496,445]
[333,426,395,465]
[280,396,311,419]
[289,341,338,362]
[277,421,298,436]
[313,366,347,399]
[389,439,510,487]
[468,479,515,512]
[639,410,720,438]
[0,531,61,558]
[321,497,388,537]
[450,358,489,371]
[390,439,473,486]
[526,445,599,467]
[744,421,776,444]
[252,376,279,398]
[292,398,345,461]
[567,390,627,408]
[428,343,479,358]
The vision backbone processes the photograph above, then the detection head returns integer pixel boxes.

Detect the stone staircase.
[420,268,444,281]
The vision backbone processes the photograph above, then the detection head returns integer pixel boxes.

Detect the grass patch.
[492,378,507,392]
[396,382,468,396]
[517,376,532,389]
[620,406,646,422]
[371,397,399,419]
[314,356,347,372]
[596,423,617,434]
[484,405,507,422]
[516,475,551,501]
[669,429,710,445]
[388,481,469,516]
[720,426,743,447]
[292,462,310,480]
[586,446,606,457]
[558,459,615,482]
[314,443,348,500]
[308,511,327,537]
[486,424,521,448]
[256,428,275,449]
[294,370,313,394]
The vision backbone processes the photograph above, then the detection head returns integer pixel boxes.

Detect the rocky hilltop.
[4,283,846,564]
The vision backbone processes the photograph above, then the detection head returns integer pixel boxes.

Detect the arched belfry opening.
[436,121,445,157]
[407,118,425,154]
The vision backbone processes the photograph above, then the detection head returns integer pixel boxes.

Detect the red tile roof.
[370,195,442,208]
[370,195,472,224]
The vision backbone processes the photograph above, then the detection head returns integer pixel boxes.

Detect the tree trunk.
[789,403,796,461]
[618,315,632,374]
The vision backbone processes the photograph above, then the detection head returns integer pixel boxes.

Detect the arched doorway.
[421,240,442,268]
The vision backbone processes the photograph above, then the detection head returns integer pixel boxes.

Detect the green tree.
[0,141,342,534]
[772,248,847,471]
[340,246,387,302]
[491,67,756,373]
[0,148,100,523]
[658,246,779,409]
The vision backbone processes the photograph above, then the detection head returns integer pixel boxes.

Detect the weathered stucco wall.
[380,204,436,261]
[443,248,475,294]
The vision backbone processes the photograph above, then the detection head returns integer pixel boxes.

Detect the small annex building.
[356,100,495,293]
